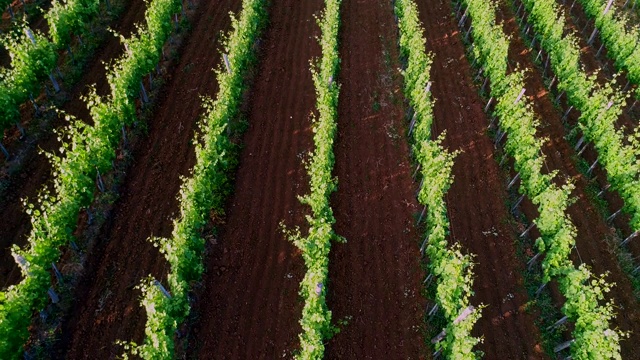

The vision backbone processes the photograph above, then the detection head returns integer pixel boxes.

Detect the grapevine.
[396,0,482,358]
[122,1,268,358]
[516,0,640,237]
[576,0,640,97]
[0,0,182,356]
[0,0,102,150]
[285,0,342,358]
[458,0,626,357]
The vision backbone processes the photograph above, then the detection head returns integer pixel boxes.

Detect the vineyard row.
[120,0,268,357]
[0,0,184,356]
[457,0,625,357]
[1,0,104,157]
[396,0,482,358]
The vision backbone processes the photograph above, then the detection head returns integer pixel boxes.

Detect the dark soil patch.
[186,0,321,358]
[324,0,427,358]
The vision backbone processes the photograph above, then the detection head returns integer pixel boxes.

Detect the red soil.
[0,0,145,288]
[2,0,637,358]
[415,0,548,358]
[498,2,640,357]
[53,0,242,358]
[186,0,322,358]
[324,0,426,358]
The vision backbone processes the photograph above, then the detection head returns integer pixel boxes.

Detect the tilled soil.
[324,0,427,358]
[53,0,242,358]
[416,0,548,358]
[4,0,640,358]
[0,0,146,288]
[497,2,640,357]
[186,0,321,358]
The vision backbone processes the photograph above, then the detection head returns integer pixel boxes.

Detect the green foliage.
[560,266,627,359]
[463,0,628,357]
[46,0,100,49]
[0,0,185,357]
[396,0,483,358]
[287,1,342,358]
[127,1,267,358]
[0,0,13,15]
[0,23,57,130]
[0,0,102,138]
[522,0,640,235]
[579,0,640,91]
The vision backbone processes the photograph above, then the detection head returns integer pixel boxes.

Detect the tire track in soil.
[497,3,640,357]
[54,1,242,358]
[0,0,146,288]
[324,1,426,359]
[186,1,321,358]
[416,0,547,358]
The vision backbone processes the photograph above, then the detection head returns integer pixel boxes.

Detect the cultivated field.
[1,0,640,359]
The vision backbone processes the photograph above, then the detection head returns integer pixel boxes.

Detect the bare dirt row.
[186,0,322,358]
[417,0,549,358]
[324,0,426,358]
